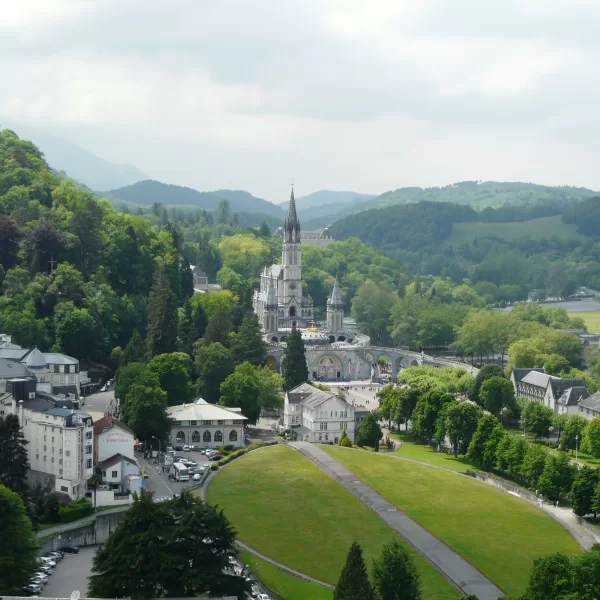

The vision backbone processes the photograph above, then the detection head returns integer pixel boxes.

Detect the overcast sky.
[3,0,600,202]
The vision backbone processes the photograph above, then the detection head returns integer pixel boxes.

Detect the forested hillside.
[103,179,285,218]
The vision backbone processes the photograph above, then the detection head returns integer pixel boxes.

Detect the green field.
[447,215,580,245]
[321,445,581,597]
[239,552,333,600]
[208,445,459,600]
[573,310,600,334]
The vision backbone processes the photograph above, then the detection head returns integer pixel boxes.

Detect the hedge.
[218,441,278,466]
[59,498,94,523]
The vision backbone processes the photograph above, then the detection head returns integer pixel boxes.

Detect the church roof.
[283,186,300,242]
[266,281,278,307]
[23,348,47,368]
[328,277,344,307]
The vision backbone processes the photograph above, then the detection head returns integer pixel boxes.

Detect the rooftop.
[98,453,138,470]
[167,398,248,422]
[511,367,546,383]
[0,357,34,379]
[93,415,133,436]
[579,392,600,413]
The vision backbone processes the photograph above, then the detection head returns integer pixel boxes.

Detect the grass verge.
[208,445,459,600]
[322,445,581,598]
[572,310,600,334]
[239,551,333,600]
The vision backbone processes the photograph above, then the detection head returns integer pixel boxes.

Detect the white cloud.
[1,0,600,200]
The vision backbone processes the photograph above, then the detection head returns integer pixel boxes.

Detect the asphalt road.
[41,546,96,597]
[80,389,116,416]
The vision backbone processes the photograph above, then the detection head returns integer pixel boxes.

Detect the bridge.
[266,341,478,380]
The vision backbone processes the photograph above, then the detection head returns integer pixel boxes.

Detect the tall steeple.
[284,185,301,243]
[328,276,344,307]
[327,276,344,332]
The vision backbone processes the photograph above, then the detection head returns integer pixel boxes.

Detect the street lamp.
[151,435,162,463]
[576,434,579,460]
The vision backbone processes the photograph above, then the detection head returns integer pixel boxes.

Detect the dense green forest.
[103,179,285,218]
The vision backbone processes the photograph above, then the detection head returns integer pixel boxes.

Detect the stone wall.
[39,509,128,554]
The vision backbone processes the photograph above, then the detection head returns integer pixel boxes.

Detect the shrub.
[339,430,352,447]
[210,463,219,471]
[217,441,277,467]
[59,497,93,523]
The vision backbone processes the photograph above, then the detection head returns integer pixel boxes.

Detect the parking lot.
[39,546,96,597]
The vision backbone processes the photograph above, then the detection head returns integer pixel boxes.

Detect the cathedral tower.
[327,277,344,332]
[264,281,278,333]
[281,186,303,325]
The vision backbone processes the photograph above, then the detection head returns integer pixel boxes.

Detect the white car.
[193,473,201,481]
[183,445,190,452]
[257,594,270,600]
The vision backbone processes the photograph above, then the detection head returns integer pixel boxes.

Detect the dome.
[23,348,47,369]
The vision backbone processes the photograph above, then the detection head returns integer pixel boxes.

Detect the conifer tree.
[179,299,207,357]
[371,539,421,600]
[282,325,308,391]
[0,415,29,495]
[204,308,233,345]
[179,255,194,300]
[146,263,178,358]
[121,330,146,366]
[334,541,375,600]
[232,311,267,366]
[339,429,352,447]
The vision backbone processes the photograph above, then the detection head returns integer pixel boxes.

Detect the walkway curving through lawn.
[236,541,334,589]
[290,441,504,600]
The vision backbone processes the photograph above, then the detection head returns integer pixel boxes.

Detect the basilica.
[252,187,344,335]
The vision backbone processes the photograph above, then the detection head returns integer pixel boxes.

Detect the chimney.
[18,399,24,423]
[11,394,16,416]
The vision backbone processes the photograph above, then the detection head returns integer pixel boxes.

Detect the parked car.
[48,551,63,560]
[22,583,42,595]
[40,558,56,567]
[29,576,46,586]
[37,566,52,575]
[257,594,270,600]
[59,546,79,553]
[31,573,48,582]
[209,452,222,461]
[193,473,201,481]
[183,445,190,452]
[251,584,262,598]
[173,444,184,451]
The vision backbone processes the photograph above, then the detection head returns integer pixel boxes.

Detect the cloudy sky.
[2,0,600,201]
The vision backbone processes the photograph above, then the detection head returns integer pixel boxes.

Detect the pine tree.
[146,263,178,358]
[0,414,29,495]
[121,330,146,366]
[339,429,352,447]
[204,308,232,344]
[179,255,194,300]
[334,541,375,600]
[282,325,308,391]
[232,311,267,366]
[371,539,421,600]
[179,299,207,357]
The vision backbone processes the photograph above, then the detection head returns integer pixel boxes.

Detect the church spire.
[328,276,344,307]
[284,185,300,243]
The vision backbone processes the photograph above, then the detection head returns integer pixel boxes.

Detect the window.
[192,431,200,443]
[36,453,39,460]
[43,455,46,461]
[112,470,118,478]
[319,434,323,441]
[59,449,62,454]
[203,420,212,426]
[214,430,223,442]
[325,433,329,441]
[52,436,54,442]
[86,445,92,455]
[102,471,106,478]
[59,365,65,373]
[44,445,47,451]
[59,459,62,465]
[320,422,328,430]
[233,420,242,425]
[51,457,54,463]
[66,450,70,456]
[44,435,46,441]
[203,430,211,442]
[176,431,185,442]
[86,431,92,439]
[61,486,68,492]
[217,420,224,425]
[229,430,238,442]
[190,420,197,426]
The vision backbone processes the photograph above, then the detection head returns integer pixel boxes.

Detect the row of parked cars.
[226,553,271,600]
[22,547,79,596]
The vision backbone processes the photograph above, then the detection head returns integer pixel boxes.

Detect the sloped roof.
[23,348,47,368]
[0,357,34,379]
[167,398,248,422]
[93,415,133,436]
[0,348,29,360]
[42,352,78,365]
[98,453,138,470]
[44,407,73,417]
[579,392,600,413]
[520,371,554,388]
[550,378,587,398]
[287,382,339,409]
[512,368,546,383]
[557,386,590,406]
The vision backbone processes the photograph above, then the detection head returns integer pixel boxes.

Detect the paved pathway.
[290,442,504,600]
[36,506,129,539]
[236,541,334,589]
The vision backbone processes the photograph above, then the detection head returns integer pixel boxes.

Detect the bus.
[173,462,189,482]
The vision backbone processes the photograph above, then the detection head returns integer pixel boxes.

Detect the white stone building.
[3,393,94,499]
[166,398,247,448]
[284,382,355,444]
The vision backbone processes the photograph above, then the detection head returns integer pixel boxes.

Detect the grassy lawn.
[448,215,580,245]
[207,445,459,600]
[239,551,333,600]
[322,445,581,598]
[573,310,600,334]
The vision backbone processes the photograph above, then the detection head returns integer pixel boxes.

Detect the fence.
[576,516,600,544]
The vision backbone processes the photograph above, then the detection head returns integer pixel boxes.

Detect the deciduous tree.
[194,342,234,403]
[219,362,262,424]
[356,413,383,450]
[148,352,193,406]
[538,452,577,501]
[479,376,515,418]
[467,414,505,471]
[570,466,600,517]
[468,363,506,405]
[582,416,600,459]
[443,402,483,456]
